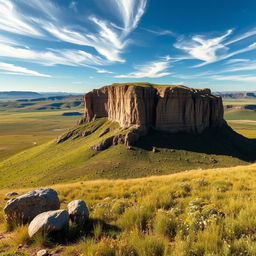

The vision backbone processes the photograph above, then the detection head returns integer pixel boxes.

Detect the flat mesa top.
[104,83,211,94]
[110,82,187,89]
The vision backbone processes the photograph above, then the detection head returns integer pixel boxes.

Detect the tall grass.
[2,164,256,255]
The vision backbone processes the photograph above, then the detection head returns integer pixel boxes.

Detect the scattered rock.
[28,210,69,238]
[90,136,116,151]
[82,131,92,137]
[99,128,110,137]
[37,249,50,256]
[152,147,159,153]
[56,129,76,144]
[5,192,18,197]
[4,188,60,224]
[68,200,89,225]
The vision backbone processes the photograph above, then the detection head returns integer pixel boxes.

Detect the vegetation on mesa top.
[2,163,256,255]
[109,82,194,90]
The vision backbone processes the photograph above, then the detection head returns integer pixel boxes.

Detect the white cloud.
[0,43,106,67]
[174,30,233,66]
[225,28,256,45]
[174,29,256,67]
[144,28,175,36]
[0,0,147,67]
[0,0,42,36]
[226,61,256,72]
[96,69,114,74]
[115,57,171,78]
[110,0,147,36]
[0,62,50,77]
[226,58,250,64]
[211,75,256,82]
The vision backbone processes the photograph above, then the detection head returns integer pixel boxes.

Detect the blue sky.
[0,0,256,92]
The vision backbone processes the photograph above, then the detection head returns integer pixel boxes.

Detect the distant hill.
[0,95,84,111]
[214,91,256,98]
[0,91,41,99]
[0,91,81,100]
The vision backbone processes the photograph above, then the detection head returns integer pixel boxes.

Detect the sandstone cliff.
[83,83,225,134]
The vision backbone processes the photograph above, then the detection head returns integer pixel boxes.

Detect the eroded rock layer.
[83,84,225,134]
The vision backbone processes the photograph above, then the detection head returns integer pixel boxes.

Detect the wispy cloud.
[0,0,147,69]
[115,56,171,78]
[0,43,106,67]
[144,28,175,36]
[0,62,50,77]
[226,58,250,64]
[111,0,147,36]
[96,69,114,74]
[211,75,256,82]
[0,0,41,36]
[226,61,256,72]
[173,29,256,67]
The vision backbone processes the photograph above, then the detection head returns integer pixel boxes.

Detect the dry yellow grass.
[1,163,256,255]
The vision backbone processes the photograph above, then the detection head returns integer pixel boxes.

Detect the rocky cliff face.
[83,83,225,134]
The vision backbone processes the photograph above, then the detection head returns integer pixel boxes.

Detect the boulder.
[28,210,69,238]
[68,200,89,225]
[5,192,18,197]
[37,249,50,256]
[4,188,60,224]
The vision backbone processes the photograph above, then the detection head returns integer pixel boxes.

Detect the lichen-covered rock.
[83,84,225,134]
[28,210,69,238]
[68,200,89,225]
[4,188,60,224]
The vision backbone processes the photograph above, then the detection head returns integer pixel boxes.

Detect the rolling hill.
[0,117,255,189]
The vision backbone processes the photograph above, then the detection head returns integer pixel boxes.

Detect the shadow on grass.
[134,126,256,162]
[40,218,121,247]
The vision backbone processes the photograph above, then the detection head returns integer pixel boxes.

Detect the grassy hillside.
[224,101,256,138]
[0,95,83,112]
[0,110,82,162]
[2,163,256,255]
[0,117,255,189]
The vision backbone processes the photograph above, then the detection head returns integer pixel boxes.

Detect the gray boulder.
[4,188,60,224]
[28,210,69,238]
[68,200,89,225]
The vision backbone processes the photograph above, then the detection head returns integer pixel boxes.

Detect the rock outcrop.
[28,210,69,237]
[82,84,225,134]
[4,188,60,224]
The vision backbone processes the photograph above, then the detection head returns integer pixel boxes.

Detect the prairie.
[1,163,256,255]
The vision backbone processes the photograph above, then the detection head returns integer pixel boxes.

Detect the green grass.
[0,110,82,161]
[223,98,256,105]
[0,116,255,189]
[2,163,256,255]
[225,109,256,121]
